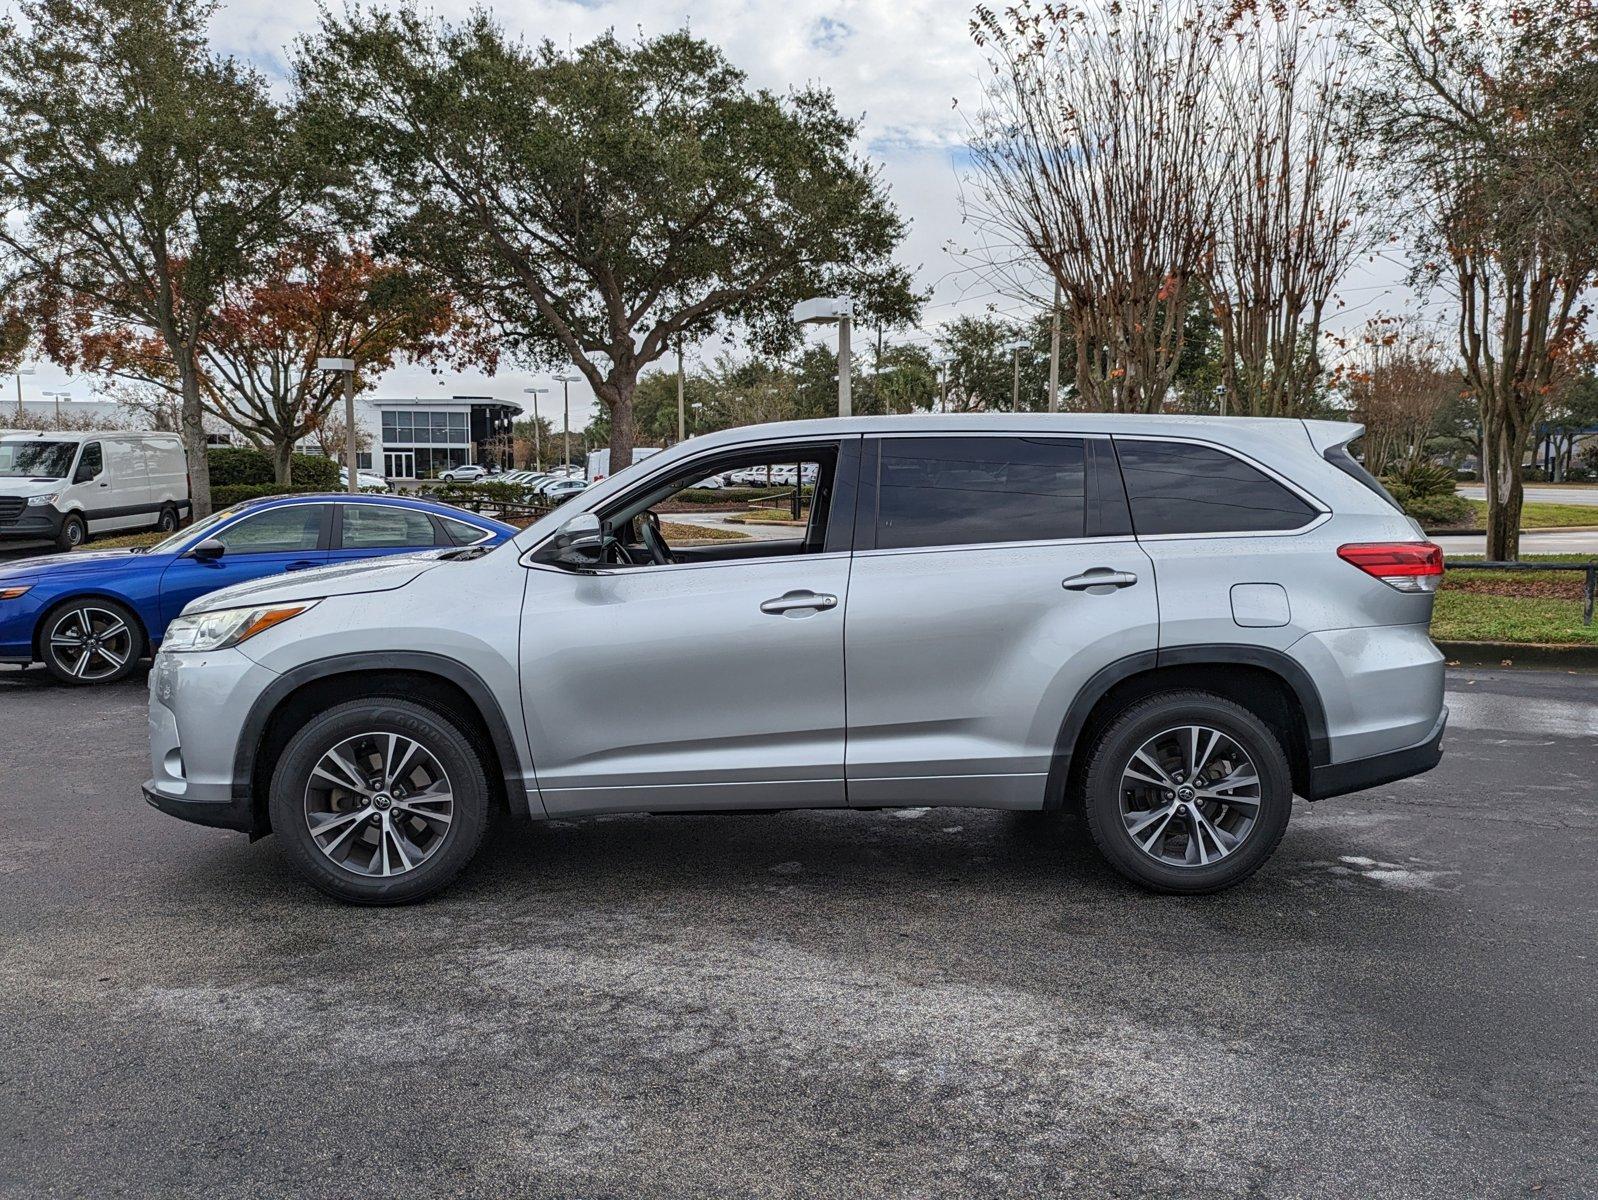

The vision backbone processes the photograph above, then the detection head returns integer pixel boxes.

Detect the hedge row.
[207,446,341,490]
[211,483,320,508]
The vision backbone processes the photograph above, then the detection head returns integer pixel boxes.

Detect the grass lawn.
[1432,555,1597,645]
[1464,499,1598,528]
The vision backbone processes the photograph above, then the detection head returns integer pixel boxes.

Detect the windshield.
[0,440,77,480]
[144,505,241,555]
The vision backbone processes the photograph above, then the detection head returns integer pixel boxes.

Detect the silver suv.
[143,415,1447,903]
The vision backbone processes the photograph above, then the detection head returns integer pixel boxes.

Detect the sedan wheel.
[41,601,143,685]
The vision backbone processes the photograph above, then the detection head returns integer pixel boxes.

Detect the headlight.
[26,494,58,507]
[161,601,319,653]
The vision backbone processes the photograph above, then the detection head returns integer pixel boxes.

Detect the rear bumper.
[1307,706,1447,800]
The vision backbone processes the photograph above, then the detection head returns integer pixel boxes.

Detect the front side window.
[871,436,1087,550]
[214,505,324,554]
[1114,439,1317,535]
[0,440,77,479]
[341,504,437,549]
[73,442,103,483]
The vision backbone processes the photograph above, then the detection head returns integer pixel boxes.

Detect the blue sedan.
[0,493,514,685]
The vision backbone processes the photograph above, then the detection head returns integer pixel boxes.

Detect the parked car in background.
[343,468,391,493]
[143,413,1446,904]
[0,430,188,550]
[439,464,489,483]
[538,477,590,502]
[0,493,513,685]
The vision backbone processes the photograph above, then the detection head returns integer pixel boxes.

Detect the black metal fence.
[1447,561,1597,626]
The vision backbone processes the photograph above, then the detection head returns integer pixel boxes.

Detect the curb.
[1436,640,1598,670]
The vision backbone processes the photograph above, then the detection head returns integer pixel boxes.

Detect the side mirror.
[190,537,226,562]
[546,512,602,565]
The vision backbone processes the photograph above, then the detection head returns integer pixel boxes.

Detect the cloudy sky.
[22,0,1416,430]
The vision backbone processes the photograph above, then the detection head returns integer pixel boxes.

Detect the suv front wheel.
[1081,691,1292,894]
[269,698,491,905]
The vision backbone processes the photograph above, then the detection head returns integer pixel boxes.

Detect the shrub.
[1381,460,1456,501]
[211,483,318,508]
[1405,492,1473,528]
[207,446,341,489]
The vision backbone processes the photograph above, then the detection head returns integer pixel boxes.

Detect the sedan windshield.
[144,505,240,555]
[0,440,77,479]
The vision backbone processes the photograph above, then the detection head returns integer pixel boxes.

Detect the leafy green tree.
[297,18,919,474]
[933,314,1055,412]
[0,0,321,515]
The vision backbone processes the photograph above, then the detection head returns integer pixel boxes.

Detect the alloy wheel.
[48,606,134,681]
[304,731,455,878]
[1118,724,1262,868]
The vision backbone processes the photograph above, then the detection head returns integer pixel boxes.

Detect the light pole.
[42,390,70,425]
[1000,339,1030,412]
[792,297,854,417]
[316,357,358,493]
[676,338,686,444]
[555,374,578,468]
[933,357,951,414]
[1047,280,1063,413]
[522,387,547,470]
[14,365,34,420]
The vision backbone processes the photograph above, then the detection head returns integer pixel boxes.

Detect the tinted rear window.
[874,436,1086,549]
[1114,439,1317,535]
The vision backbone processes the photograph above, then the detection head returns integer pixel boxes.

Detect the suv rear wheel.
[1081,691,1292,894]
[269,698,491,905]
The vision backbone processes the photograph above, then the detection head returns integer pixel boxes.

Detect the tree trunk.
[606,372,638,473]
[177,353,212,519]
[271,440,294,487]
[1482,416,1527,561]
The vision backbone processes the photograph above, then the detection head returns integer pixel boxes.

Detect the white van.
[0,431,189,549]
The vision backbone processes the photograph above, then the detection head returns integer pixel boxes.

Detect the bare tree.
[1334,314,1458,475]
[1209,5,1373,417]
[969,0,1232,413]
[1350,0,1598,558]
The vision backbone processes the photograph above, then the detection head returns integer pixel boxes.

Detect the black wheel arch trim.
[231,651,533,822]
[1045,643,1331,809]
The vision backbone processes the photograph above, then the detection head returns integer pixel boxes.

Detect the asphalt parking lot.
[1,665,1594,1198]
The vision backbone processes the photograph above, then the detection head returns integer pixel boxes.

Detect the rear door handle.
[760,590,838,615]
[1062,569,1138,591]
[285,560,320,572]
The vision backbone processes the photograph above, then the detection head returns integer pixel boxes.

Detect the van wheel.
[269,698,491,905]
[156,504,179,533]
[55,514,86,551]
[40,598,145,685]
[1081,691,1292,894]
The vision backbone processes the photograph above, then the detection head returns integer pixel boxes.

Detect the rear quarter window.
[1113,439,1318,535]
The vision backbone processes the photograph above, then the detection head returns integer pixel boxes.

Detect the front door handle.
[1063,568,1138,592]
[760,590,838,615]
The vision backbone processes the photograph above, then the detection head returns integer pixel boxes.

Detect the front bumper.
[143,647,278,835]
[1307,706,1448,800]
[0,505,65,541]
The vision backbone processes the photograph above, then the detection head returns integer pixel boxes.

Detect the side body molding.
[231,651,536,821]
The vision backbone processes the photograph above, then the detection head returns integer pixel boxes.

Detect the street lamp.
[1000,339,1032,412]
[42,390,71,425]
[554,374,578,467]
[13,365,34,420]
[316,357,358,493]
[1047,280,1063,413]
[792,297,854,417]
[932,357,952,414]
[522,386,548,470]
[675,337,686,444]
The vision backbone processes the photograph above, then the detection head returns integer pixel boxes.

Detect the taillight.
[1337,542,1444,593]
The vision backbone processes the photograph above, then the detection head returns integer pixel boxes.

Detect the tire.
[1081,691,1292,895]
[269,697,491,905]
[39,598,145,686]
[55,513,86,551]
[155,503,180,533]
